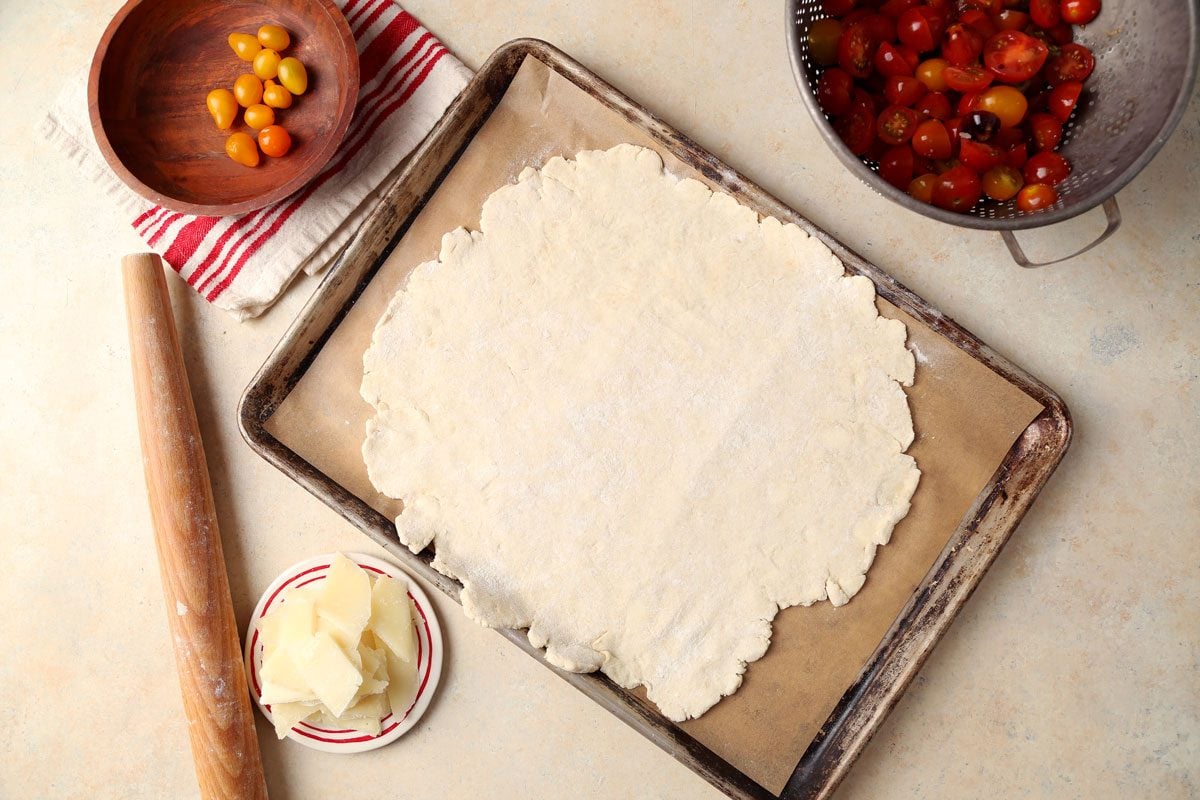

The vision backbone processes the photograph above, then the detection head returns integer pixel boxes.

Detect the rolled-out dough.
[361,144,919,721]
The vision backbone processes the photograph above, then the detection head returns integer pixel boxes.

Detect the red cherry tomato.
[959,9,997,38]
[957,90,983,116]
[1048,22,1075,45]
[983,31,1049,83]
[851,87,881,113]
[944,64,993,93]
[857,13,897,46]
[835,104,877,154]
[808,18,844,66]
[942,24,984,66]
[1047,43,1096,85]
[932,165,983,211]
[877,105,920,144]
[837,24,877,78]
[1029,112,1064,151]
[993,10,1029,31]
[1024,150,1072,185]
[817,68,855,116]
[992,126,1024,150]
[822,0,858,15]
[884,75,928,106]
[911,118,953,159]
[945,115,963,143]
[879,145,916,188]
[875,42,915,77]
[982,165,1024,201]
[1061,0,1101,25]
[1016,182,1058,211]
[1029,0,1061,29]
[908,172,938,203]
[959,138,1003,172]
[1048,81,1083,122]
[1005,142,1029,168]
[880,0,920,17]
[897,7,941,52]
[915,91,952,119]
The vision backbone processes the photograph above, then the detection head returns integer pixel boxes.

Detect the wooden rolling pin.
[123,253,268,800]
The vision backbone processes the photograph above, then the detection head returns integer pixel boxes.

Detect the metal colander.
[786,0,1199,265]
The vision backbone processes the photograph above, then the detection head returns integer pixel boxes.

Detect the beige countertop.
[2,2,1197,798]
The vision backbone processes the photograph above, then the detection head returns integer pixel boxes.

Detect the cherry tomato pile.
[207,25,309,167]
[808,0,1101,214]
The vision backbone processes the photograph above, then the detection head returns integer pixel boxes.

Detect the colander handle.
[1000,197,1122,268]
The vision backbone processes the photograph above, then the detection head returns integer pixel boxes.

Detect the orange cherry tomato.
[228,33,261,61]
[1016,183,1058,211]
[262,80,293,109]
[976,85,1028,128]
[908,172,937,204]
[982,165,1024,201]
[206,88,237,130]
[233,74,263,107]
[225,132,260,167]
[257,125,292,157]
[915,57,949,91]
[276,57,308,95]
[253,49,281,80]
[808,18,843,66]
[243,103,275,131]
[257,24,291,51]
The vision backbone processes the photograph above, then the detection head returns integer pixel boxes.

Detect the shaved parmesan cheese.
[371,576,417,662]
[254,554,421,738]
[294,632,362,717]
[269,701,318,739]
[259,649,310,705]
[385,648,418,718]
[316,554,372,644]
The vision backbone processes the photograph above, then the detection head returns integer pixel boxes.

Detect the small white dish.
[243,552,443,753]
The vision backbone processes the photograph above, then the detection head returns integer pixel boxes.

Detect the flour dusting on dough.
[361,144,919,721]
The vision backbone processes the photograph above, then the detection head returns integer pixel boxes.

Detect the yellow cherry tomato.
[228,33,261,61]
[205,88,237,130]
[257,125,292,158]
[276,57,307,95]
[243,103,275,131]
[257,24,290,51]
[252,48,281,80]
[225,132,260,167]
[262,80,293,109]
[233,73,263,107]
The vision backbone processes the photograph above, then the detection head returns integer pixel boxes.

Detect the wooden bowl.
[89,0,359,216]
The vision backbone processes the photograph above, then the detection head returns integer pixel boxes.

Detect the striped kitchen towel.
[43,1,471,319]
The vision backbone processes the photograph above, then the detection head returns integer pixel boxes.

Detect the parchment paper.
[266,57,1044,794]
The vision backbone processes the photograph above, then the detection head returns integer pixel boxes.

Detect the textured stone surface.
[1,1,1196,798]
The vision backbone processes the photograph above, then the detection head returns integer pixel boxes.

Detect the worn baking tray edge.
[238,38,1071,800]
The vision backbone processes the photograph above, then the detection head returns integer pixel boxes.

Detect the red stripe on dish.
[250,559,436,743]
[207,46,446,301]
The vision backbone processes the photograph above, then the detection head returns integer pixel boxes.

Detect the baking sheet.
[265,57,1044,794]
